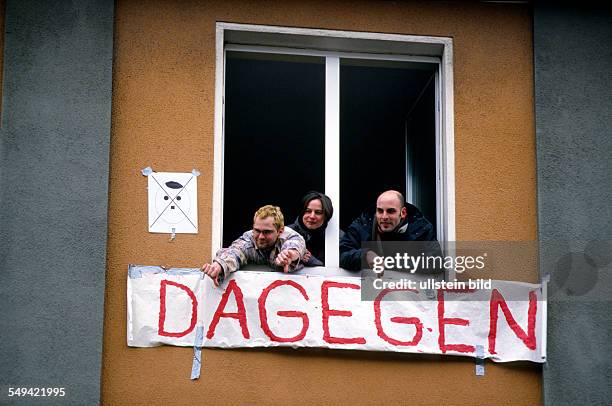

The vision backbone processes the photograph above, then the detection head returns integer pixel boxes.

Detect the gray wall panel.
[0,1,113,404]
[534,4,612,405]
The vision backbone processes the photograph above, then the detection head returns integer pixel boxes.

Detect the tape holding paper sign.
[127,266,547,363]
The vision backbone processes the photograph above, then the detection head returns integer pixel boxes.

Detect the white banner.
[127,265,546,363]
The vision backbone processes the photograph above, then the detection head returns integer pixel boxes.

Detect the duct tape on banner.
[128,265,204,279]
[190,325,205,380]
[475,345,485,376]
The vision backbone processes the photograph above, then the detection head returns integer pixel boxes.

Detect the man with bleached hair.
[339,190,439,271]
[201,205,306,286]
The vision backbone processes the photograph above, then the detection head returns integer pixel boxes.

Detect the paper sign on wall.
[147,172,198,233]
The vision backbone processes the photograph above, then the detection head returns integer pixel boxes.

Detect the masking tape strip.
[128,265,203,279]
[541,273,549,362]
[190,325,205,380]
[128,264,160,279]
[475,345,485,376]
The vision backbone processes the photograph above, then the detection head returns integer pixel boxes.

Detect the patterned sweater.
[213,227,306,277]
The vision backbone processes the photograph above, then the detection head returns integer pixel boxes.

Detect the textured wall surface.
[102,1,540,405]
[534,4,612,406]
[0,1,114,404]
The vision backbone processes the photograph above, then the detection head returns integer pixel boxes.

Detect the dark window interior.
[223,52,437,245]
[223,52,325,245]
[340,59,437,233]
[405,75,437,233]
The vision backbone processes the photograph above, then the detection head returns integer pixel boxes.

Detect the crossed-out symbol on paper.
[149,174,196,230]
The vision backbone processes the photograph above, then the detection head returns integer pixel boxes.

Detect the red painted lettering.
[488,289,537,354]
[158,279,198,338]
[374,288,423,346]
[437,289,476,353]
[321,281,366,344]
[206,279,250,339]
[258,280,310,342]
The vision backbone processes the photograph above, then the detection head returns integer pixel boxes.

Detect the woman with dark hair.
[287,191,341,267]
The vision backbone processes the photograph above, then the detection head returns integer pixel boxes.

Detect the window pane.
[340,58,437,232]
[223,52,325,245]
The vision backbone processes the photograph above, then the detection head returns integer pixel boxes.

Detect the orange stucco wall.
[102,1,539,404]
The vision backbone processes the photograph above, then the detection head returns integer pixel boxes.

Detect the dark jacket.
[287,217,344,267]
[339,203,441,271]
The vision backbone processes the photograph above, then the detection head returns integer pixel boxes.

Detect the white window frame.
[213,22,455,275]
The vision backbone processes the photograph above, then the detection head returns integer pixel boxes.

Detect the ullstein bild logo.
[372,252,487,274]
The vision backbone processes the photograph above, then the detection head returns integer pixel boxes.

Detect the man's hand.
[366,250,381,269]
[274,249,300,273]
[201,262,223,287]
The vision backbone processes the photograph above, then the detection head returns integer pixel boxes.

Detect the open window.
[223,52,325,246]
[339,58,437,233]
[214,24,455,273]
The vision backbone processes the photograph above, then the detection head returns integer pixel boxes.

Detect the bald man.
[339,190,439,271]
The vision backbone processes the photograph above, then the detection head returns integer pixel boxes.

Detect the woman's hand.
[303,250,312,263]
